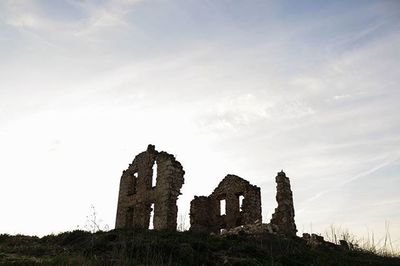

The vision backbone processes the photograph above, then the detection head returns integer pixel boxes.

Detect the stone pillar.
[189,196,212,233]
[270,170,297,236]
[242,186,262,225]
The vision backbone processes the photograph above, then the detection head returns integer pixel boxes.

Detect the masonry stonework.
[115,145,184,230]
[270,170,297,236]
[115,145,297,237]
[189,175,262,234]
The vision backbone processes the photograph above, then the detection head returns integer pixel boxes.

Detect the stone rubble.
[219,221,279,236]
[302,233,351,250]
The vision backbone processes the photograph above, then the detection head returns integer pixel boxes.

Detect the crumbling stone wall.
[115,145,184,230]
[270,170,297,236]
[190,175,262,234]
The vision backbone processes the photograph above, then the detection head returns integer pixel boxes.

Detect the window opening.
[152,161,157,187]
[220,199,226,216]
[239,195,244,212]
[128,172,138,195]
[133,172,138,194]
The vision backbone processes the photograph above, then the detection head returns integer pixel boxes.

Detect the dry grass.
[323,222,399,257]
[1,228,400,265]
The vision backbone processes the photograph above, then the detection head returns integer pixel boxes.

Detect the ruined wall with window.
[115,144,184,230]
[189,175,262,234]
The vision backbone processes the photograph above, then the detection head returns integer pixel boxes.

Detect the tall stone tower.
[270,170,297,236]
[115,145,185,230]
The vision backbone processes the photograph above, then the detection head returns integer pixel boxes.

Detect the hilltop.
[1,229,399,265]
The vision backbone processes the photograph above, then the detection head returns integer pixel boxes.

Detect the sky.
[0,0,399,250]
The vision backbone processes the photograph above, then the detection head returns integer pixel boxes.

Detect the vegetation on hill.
[0,229,399,265]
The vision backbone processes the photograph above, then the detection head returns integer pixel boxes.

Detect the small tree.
[85,204,109,233]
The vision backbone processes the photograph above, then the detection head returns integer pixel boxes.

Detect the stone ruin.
[302,233,350,251]
[190,175,261,233]
[190,171,297,236]
[270,170,297,236]
[115,145,297,237]
[113,145,354,251]
[189,175,262,234]
[115,145,184,230]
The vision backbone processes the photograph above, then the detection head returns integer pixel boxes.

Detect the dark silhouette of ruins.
[270,170,297,236]
[190,175,262,233]
[115,145,184,230]
[115,145,296,236]
[189,171,297,236]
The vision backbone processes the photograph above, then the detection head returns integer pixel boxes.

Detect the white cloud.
[332,94,351,100]
[0,0,143,35]
[371,199,400,207]
[196,94,315,132]
[299,155,400,209]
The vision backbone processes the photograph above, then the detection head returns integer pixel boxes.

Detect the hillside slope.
[1,230,399,265]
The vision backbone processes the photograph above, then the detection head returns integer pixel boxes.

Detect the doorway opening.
[149,203,155,229]
[239,195,244,212]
